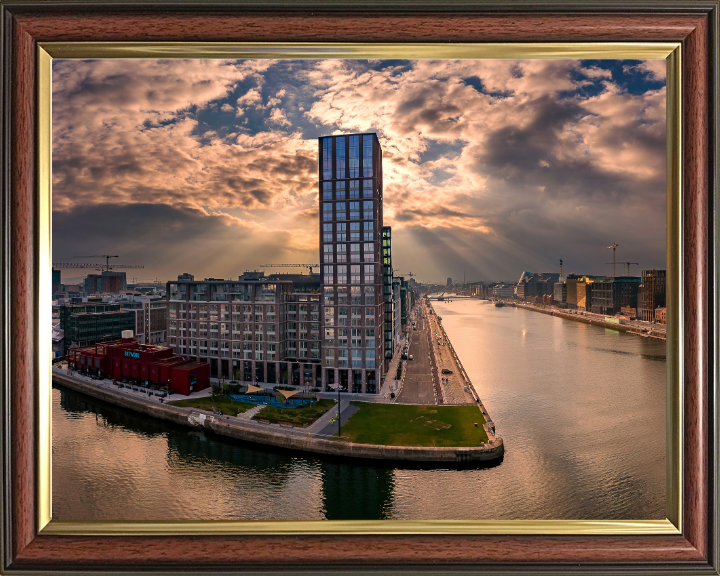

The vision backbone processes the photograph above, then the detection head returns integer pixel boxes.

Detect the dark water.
[52,300,666,521]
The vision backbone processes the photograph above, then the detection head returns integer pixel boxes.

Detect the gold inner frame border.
[37,41,682,536]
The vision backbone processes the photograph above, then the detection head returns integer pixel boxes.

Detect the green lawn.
[254,399,336,427]
[169,395,254,416]
[339,402,488,447]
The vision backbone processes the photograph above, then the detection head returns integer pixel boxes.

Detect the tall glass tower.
[319,133,384,393]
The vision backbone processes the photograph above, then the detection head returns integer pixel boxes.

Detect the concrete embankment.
[511,303,666,340]
[53,373,503,464]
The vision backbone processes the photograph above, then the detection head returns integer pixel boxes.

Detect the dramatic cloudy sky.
[52,58,666,284]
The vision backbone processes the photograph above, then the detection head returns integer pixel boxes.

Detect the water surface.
[53,299,666,520]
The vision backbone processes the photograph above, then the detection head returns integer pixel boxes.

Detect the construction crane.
[54,255,144,271]
[259,264,320,274]
[606,242,619,277]
[74,255,119,272]
[611,262,639,276]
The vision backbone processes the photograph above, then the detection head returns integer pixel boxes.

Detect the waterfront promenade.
[511,301,667,340]
[52,365,504,464]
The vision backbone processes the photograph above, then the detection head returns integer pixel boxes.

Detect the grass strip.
[339,402,488,447]
[254,399,336,427]
[170,395,254,416]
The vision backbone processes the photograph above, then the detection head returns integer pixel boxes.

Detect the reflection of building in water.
[321,462,394,520]
[165,434,294,489]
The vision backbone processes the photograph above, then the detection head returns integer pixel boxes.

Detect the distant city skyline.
[52,58,666,284]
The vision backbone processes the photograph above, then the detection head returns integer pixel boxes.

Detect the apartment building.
[166,272,322,386]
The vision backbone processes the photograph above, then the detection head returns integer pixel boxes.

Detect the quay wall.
[511,303,666,340]
[53,373,503,464]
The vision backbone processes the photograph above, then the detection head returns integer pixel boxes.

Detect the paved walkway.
[426,309,475,405]
[236,404,264,420]
[306,398,348,434]
[316,400,360,437]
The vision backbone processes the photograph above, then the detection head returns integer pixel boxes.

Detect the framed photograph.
[1,1,717,574]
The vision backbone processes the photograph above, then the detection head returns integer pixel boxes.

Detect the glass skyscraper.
[319,133,384,393]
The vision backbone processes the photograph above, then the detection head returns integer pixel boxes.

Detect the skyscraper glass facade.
[318,133,384,393]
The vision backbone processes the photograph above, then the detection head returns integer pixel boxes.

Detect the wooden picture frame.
[1,1,717,573]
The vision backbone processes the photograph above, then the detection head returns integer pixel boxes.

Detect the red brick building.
[654,307,667,324]
[67,338,210,395]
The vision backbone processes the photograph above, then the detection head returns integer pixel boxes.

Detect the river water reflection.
[53,299,666,521]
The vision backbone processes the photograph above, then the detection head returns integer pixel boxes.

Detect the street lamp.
[330,383,342,436]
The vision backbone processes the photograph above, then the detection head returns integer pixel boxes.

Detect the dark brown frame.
[1,1,717,573]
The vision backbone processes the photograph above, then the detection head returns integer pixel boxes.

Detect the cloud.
[623,60,666,81]
[52,58,666,282]
[53,203,319,279]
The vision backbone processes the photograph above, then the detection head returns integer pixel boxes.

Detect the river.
[52,299,666,521]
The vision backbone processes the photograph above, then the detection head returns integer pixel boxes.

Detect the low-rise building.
[493,284,515,299]
[66,337,210,395]
[655,307,667,324]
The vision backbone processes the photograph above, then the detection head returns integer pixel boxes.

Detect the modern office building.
[640,269,666,322]
[382,226,394,362]
[52,268,61,292]
[120,297,168,345]
[517,272,559,301]
[84,271,128,294]
[589,276,641,315]
[166,273,321,386]
[59,303,136,354]
[319,132,384,393]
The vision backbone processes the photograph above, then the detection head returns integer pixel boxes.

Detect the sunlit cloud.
[52,58,666,282]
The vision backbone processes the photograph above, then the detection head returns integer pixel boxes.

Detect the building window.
[349,179,360,199]
[349,135,359,178]
[363,200,373,220]
[349,201,360,220]
[335,180,346,199]
[324,287,335,304]
[366,349,376,368]
[323,202,333,221]
[363,134,373,176]
[335,137,346,179]
[336,222,347,242]
[323,244,333,263]
[363,179,373,198]
[322,137,332,180]
[322,182,332,200]
[363,221,374,241]
[337,265,347,284]
[349,222,360,241]
[351,265,361,284]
